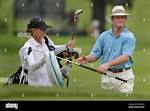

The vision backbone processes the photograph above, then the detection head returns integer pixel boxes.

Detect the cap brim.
[111,14,130,16]
[40,25,52,31]
[108,13,130,17]
[47,25,52,28]
[106,13,130,23]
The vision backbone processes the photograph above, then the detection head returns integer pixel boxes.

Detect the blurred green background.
[0,0,150,100]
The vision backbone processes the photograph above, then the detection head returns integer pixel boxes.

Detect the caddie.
[19,17,75,87]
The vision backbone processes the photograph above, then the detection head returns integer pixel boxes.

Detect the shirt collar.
[30,36,45,47]
[108,26,128,37]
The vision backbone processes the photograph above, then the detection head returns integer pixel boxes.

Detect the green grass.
[0,34,150,100]
[1,0,150,100]
[0,0,14,33]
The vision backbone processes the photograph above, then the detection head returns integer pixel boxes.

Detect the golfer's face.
[112,16,126,28]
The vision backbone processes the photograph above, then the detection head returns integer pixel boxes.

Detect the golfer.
[19,17,75,87]
[76,5,136,94]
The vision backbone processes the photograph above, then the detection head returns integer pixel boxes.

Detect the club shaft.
[71,9,83,40]
[79,65,127,83]
[56,56,79,65]
[56,56,127,83]
[79,64,96,72]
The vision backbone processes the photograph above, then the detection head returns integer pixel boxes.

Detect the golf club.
[67,9,84,64]
[71,9,83,40]
[56,56,128,83]
[75,9,84,16]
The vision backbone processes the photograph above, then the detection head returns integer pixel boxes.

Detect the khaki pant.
[101,69,135,94]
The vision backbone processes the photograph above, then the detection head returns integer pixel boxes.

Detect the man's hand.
[76,56,88,64]
[96,63,111,74]
[66,39,76,49]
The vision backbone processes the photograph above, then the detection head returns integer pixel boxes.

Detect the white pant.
[101,69,135,94]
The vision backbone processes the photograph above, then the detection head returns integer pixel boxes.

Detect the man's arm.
[22,48,45,71]
[96,55,129,73]
[108,55,129,66]
[76,54,98,64]
[45,35,75,55]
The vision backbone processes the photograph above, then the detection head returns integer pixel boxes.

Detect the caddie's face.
[32,28,46,39]
[112,16,127,28]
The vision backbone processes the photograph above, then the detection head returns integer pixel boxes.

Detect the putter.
[56,56,128,83]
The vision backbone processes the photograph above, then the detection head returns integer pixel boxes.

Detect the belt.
[108,67,131,73]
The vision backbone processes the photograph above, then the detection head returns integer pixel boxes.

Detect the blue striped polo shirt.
[90,27,136,69]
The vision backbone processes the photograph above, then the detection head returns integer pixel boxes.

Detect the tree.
[91,0,105,33]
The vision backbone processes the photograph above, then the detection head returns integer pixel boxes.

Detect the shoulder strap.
[28,47,32,55]
[44,36,55,51]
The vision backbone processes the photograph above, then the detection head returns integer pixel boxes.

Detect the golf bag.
[44,36,79,79]
[5,67,28,85]
[5,47,32,85]
[44,36,80,87]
